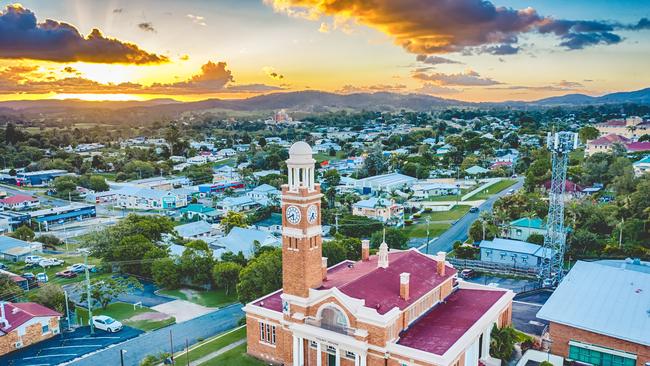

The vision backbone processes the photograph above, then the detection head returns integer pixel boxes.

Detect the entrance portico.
[291,322,368,366]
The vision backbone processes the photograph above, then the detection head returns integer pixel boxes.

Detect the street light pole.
[64,290,71,331]
[426,218,430,254]
[83,251,94,335]
[120,349,127,366]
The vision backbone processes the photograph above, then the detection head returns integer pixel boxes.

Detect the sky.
[0,0,649,102]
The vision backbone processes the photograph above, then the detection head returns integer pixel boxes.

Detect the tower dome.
[289,141,313,157]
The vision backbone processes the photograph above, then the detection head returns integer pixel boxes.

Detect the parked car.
[68,263,96,273]
[507,189,515,194]
[39,258,64,268]
[22,272,36,281]
[25,256,45,265]
[36,272,48,283]
[92,315,123,333]
[56,270,77,278]
[469,207,479,213]
[0,263,8,270]
[460,269,477,279]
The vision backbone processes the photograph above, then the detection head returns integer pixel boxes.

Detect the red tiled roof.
[598,119,626,127]
[398,289,507,355]
[625,141,650,152]
[0,302,60,334]
[588,134,630,146]
[0,194,38,205]
[253,250,456,316]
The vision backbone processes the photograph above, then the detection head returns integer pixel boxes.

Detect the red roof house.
[0,302,61,356]
[0,194,40,211]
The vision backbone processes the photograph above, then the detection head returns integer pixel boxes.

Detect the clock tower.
[281,142,323,299]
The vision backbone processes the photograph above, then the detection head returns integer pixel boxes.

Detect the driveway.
[66,303,244,366]
[510,289,554,337]
[0,326,142,366]
[151,299,215,323]
[423,178,524,254]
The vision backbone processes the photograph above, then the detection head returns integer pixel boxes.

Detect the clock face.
[307,205,318,224]
[285,205,301,225]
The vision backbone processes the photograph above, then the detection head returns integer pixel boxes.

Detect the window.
[259,321,276,345]
[569,345,635,366]
[310,340,318,349]
[345,351,356,359]
[42,324,49,334]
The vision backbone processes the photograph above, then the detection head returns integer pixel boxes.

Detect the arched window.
[320,306,348,332]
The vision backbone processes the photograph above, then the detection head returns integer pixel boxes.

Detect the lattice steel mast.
[541,131,578,285]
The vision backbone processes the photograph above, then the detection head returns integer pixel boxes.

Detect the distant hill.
[0,88,648,117]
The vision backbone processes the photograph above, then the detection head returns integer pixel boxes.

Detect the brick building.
[0,302,61,356]
[537,260,650,366]
[243,142,514,366]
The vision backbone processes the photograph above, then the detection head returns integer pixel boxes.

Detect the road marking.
[66,336,120,340]
[529,320,546,326]
[23,354,77,360]
[513,300,543,307]
[22,364,52,366]
[44,345,102,350]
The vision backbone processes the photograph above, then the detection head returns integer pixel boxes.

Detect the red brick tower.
[281,142,323,298]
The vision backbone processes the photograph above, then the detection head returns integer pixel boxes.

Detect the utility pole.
[169,329,174,364]
[335,214,339,234]
[186,339,190,366]
[83,251,94,335]
[425,218,430,254]
[64,290,71,331]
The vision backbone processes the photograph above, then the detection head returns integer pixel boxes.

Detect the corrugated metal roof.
[537,261,650,346]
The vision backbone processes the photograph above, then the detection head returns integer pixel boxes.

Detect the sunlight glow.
[52,93,144,101]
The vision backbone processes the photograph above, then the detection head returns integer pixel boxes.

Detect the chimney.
[437,251,446,276]
[0,302,9,329]
[361,240,370,261]
[400,273,410,301]
[322,257,328,281]
[378,241,389,268]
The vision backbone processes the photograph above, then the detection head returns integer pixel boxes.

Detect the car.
[38,258,64,268]
[460,269,476,279]
[36,272,48,283]
[68,263,96,273]
[0,263,8,270]
[25,255,45,264]
[56,270,77,278]
[507,189,515,194]
[92,315,123,333]
[469,207,479,213]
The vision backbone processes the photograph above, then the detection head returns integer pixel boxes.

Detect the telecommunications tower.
[541,131,578,285]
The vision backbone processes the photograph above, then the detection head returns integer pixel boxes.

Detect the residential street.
[423,178,524,255]
[66,304,244,366]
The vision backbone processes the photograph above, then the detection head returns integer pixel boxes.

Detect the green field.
[173,327,247,364]
[403,222,450,238]
[414,205,471,221]
[314,151,346,162]
[158,288,237,308]
[464,179,517,201]
[76,302,175,332]
[200,344,265,366]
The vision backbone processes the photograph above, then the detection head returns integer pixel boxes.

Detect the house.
[436,143,452,155]
[244,142,514,366]
[633,155,650,176]
[479,238,553,269]
[113,187,182,210]
[353,173,417,194]
[174,220,215,239]
[0,302,61,356]
[506,217,546,241]
[537,260,650,366]
[0,195,40,211]
[312,142,342,154]
[197,182,245,197]
[594,116,650,139]
[0,269,29,290]
[412,182,460,199]
[585,134,650,156]
[215,196,260,213]
[179,204,220,223]
[212,227,280,259]
[464,166,489,176]
[0,236,42,263]
[246,184,281,203]
[352,197,404,224]
[542,180,583,198]
[252,213,283,234]
[0,212,31,234]
[29,204,97,231]
[213,165,240,182]
[15,170,68,187]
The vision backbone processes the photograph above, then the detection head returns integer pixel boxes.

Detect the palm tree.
[490,325,518,364]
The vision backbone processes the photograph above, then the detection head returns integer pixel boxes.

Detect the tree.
[11,225,35,241]
[221,211,248,233]
[490,325,517,362]
[53,175,79,199]
[322,240,348,266]
[151,258,181,290]
[237,248,282,303]
[0,274,22,300]
[184,164,214,184]
[213,261,243,295]
[112,234,158,275]
[337,215,382,238]
[88,175,109,192]
[455,245,479,259]
[179,245,214,286]
[28,283,70,314]
[78,276,143,309]
[578,126,599,143]
[526,233,545,245]
[35,234,62,248]
[323,169,341,188]
[370,227,408,250]
[220,251,248,266]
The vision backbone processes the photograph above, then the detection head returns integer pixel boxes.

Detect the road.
[67,304,244,366]
[0,183,69,207]
[423,178,524,255]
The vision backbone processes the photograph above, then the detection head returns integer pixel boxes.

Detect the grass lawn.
[174,327,247,364]
[464,179,517,201]
[158,288,237,308]
[200,343,265,366]
[413,205,471,221]
[76,302,175,331]
[403,222,450,238]
[420,195,462,202]
[314,151,346,162]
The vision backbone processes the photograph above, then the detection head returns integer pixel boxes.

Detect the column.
[360,353,367,366]
[335,348,341,366]
[316,342,322,366]
[354,353,360,366]
[299,337,305,366]
[293,336,300,366]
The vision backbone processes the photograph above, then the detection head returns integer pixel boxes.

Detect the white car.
[36,272,49,283]
[68,263,96,273]
[25,255,45,264]
[92,315,123,332]
[39,258,64,268]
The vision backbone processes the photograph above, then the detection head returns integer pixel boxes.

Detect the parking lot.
[0,326,142,366]
[465,274,540,292]
[511,289,554,337]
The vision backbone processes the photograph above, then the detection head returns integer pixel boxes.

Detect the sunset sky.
[0,0,649,102]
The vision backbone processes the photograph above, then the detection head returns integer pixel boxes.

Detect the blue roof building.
[506,217,546,241]
[0,236,42,262]
[175,220,214,239]
[212,227,279,259]
[479,238,553,269]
